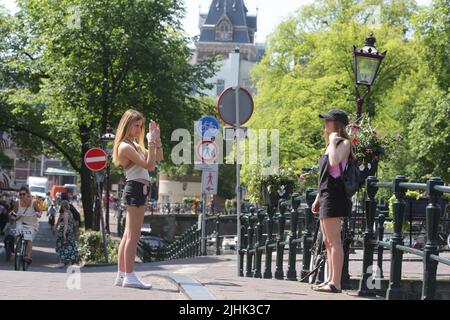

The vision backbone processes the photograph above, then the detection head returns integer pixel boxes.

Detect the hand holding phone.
[147,120,160,143]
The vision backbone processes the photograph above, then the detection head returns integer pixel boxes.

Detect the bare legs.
[321,217,343,291]
[118,204,145,273]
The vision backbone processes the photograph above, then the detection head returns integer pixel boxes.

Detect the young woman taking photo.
[311,109,354,293]
[112,109,163,289]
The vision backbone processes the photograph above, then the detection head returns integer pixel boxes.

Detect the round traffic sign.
[216,86,254,126]
[195,140,218,163]
[84,148,108,171]
[196,115,220,139]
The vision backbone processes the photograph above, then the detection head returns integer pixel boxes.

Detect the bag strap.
[337,140,351,176]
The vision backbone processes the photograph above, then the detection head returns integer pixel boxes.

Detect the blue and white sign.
[196,115,219,140]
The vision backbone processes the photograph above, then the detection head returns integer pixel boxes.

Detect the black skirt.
[122,180,149,207]
[318,154,351,218]
[319,176,351,218]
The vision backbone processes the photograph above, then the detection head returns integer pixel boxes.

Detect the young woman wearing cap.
[311,109,354,293]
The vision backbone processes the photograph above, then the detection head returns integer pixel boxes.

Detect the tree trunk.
[80,124,95,230]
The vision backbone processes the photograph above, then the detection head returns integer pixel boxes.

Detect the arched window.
[215,19,233,41]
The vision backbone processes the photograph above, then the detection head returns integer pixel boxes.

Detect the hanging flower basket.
[261,177,295,206]
[347,115,401,183]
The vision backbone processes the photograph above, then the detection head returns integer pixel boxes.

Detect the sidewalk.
[0,215,184,300]
[1,214,448,300]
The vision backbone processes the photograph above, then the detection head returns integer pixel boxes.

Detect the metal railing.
[358,176,450,300]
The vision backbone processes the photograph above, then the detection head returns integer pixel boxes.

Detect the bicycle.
[4,234,14,262]
[11,212,38,271]
[300,211,354,285]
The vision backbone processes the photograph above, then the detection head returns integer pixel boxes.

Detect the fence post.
[422,177,443,300]
[190,227,195,257]
[215,214,221,255]
[377,211,385,279]
[253,208,265,278]
[246,207,256,277]
[275,200,287,280]
[386,175,408,300]
[300,188,315,282]
[196,228,201,257]
[287,193,301,281]
[263,204,276,279]
[238,212,247,277]
[358,176,378,296]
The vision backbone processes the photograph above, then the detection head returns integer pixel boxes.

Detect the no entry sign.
[84,148,108,171]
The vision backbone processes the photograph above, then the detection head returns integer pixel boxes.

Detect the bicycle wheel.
[308,220,327,284]
[14,237,23,271]
[22,241,29,271]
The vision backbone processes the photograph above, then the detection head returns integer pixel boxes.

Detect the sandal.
[24,257,32,265]
[313,281,329,288]
[313,284,342,293]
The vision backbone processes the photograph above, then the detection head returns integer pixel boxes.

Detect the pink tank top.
[327,157,348,178]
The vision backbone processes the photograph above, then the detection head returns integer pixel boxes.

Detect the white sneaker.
[122,273,152,290]
[114,274,125,287]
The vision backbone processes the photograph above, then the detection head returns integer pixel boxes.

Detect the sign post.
[84,147,109,263]
[195,115,220,257]
[216,53,254,275]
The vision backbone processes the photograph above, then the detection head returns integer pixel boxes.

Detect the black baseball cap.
[319,109,349,126]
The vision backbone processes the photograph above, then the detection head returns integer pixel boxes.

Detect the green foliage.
[78,230,119,264]
[386,190,421,232]
[225,199,236,209]
[0,149,14,170]
[240,0,449,197]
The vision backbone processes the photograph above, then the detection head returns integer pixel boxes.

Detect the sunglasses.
[19,193,27,196]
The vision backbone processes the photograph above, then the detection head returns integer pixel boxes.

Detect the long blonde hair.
[323,121,355,159]
[112,109,146,166]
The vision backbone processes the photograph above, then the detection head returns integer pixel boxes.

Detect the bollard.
[275,200,287,280]
[192,226,196,256]
[358,176,378,296]
[422,177,443,300]
[377,211,385,279]
[386,175,407,300]
[301,188,315,282]
[253,208,265,278]
[239,213,248,277]
[287,193,301,281]
[215,214,221,255]
[245,207,256,277]
[263,204,276,279]
[195,228,200,257]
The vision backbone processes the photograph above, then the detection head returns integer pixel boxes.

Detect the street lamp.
[353,33,386,120]
[101,126,115,234]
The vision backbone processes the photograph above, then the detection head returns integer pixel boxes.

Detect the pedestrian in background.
[54,200,79,268]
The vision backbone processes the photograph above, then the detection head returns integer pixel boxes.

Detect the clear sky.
[1,0,433,43]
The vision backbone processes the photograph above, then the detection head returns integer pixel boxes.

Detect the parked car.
[221,236,238,250]
[141,224,152,236]
[140,235,166,248]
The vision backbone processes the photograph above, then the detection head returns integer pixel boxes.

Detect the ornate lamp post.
[101,126,115,234]
[353,33,386,120]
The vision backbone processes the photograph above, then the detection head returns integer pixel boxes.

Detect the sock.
[114,271,125,284]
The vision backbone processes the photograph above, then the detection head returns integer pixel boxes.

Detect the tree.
[241,0,449,201]
[0,0,217,229]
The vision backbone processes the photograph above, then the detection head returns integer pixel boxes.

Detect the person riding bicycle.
[10,186,42,264]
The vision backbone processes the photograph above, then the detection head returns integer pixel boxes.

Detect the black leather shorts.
[122,180,149,207]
